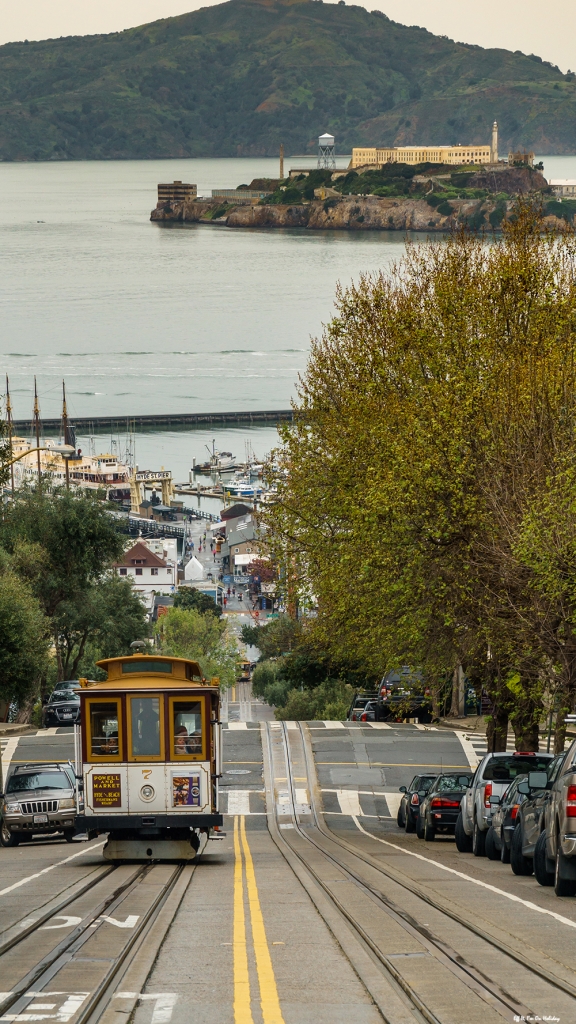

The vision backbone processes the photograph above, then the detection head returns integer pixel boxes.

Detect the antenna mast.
[33,376,41,491]
[61,380,70,491]
[5,375,14,496]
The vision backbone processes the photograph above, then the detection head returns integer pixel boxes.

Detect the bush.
[251,660,277,698]
[275,678,353,721]
[436,201,453,216]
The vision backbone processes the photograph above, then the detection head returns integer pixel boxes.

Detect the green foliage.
[240,614,300,660]
[0,569,49,705]
[275,679,353,721]
[545,199,576,223]
[435,200,453,216]
[251,660,278,698]
[489,200,508,227]
[0,0,572,160]
[155,606,239,688]
[173,586,221,617]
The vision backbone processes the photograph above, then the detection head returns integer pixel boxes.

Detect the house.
[113,540,175,608]
[550,179,576,198]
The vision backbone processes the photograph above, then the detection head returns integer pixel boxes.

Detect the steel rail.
[298,719,576,1004]
[271,721,575,1024]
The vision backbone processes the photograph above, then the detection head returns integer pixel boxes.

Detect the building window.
[135,568,143,576]
[119,568,127,575]
[151,567,158,576]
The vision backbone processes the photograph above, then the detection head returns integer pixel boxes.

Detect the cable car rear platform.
[76,813,223,832]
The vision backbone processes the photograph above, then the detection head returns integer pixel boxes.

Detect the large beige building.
[351,124,498,169]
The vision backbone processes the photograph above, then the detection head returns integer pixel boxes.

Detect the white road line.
[368,722,392,729]
[226,722,248,731]
[0,842,105,897]
[350,817,576,932]
[285,722,298,730]
[227,790,251,814]
[455,730,481,770]
[0,737,19,781]
[322,721,345,728]
[383,792,403,818]
[335,789,362,816]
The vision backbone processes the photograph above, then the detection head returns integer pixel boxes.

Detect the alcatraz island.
[151,125,572,233]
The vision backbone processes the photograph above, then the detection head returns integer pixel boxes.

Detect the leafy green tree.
[0,570,50,711]
[173,586,221,617]
[155,607,239,688]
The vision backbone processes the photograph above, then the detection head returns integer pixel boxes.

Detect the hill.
[0,0,575,161]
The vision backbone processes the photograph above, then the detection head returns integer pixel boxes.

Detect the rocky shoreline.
[151,193,569,232]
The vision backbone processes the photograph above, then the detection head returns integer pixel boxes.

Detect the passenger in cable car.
[101,731,119,755]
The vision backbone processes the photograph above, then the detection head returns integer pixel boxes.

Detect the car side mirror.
[528,771,548,790]
[399,786,407,793]
[490,794,500,805]
[517,780,530,796]
[458,777,471,787]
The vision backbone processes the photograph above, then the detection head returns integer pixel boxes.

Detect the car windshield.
[50,691,79,702]
[7,771,71,793]
[412,776,435,792]
[483,756,551,782]
[435,775,471,792]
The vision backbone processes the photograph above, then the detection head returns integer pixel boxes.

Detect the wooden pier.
[11,409,294,435]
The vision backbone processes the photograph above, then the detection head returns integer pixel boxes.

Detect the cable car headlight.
[140,785,155,801]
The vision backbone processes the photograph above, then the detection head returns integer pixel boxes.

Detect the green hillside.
[0,0,575,161]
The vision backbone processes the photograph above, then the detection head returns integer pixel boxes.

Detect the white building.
[549,179,576,197]
[113,540,175,609]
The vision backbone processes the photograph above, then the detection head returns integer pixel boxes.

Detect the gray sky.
[0,1,573,73]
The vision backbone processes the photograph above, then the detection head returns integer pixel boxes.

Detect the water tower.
[318,133,335,169]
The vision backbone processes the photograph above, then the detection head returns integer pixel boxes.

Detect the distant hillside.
[1,0,575,161]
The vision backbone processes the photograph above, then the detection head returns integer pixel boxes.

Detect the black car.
[506,751,568,882]
[417,772,473,840]
[42,687,81,727]
[378,685,433,724]
[398,774,437,832]
[485,774,530,863]
[347,692,379,722]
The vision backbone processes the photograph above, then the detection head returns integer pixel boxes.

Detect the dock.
[11,409,294,435]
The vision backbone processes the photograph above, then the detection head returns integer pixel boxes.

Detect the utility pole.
[5,375,15,496]
[61,380,70,491]
[279,143,284,180]
[33,376,41,491]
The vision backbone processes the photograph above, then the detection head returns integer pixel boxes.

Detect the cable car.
[73,654,223,860]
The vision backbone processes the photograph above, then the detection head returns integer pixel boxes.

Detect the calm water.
[1,153,571,476]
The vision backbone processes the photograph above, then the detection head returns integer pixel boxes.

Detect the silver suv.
[543,737,576,896]
[456,751,553,856]
[1,763,79,847]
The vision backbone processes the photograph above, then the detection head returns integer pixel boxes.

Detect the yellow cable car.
[74,654,223,860]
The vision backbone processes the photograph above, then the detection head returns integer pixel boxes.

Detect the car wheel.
[63,830,75,843]
[1,823,19,847]
[424,819,435,842]
[485,827,499,861]
[500,838,511,864]
[534,831,554,887]
[416,814,425,839]
[472,820,486,857]
[510,822,533,876]
[405,811,416,834]
[455,812,473,853]
[555,844,576,897]
[397,807,405,828]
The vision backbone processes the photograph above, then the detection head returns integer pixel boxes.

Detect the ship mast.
[61,380,70,491]
[33,376,41,491]
[5,375,14,496]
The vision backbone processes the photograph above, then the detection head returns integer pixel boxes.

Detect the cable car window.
[130,697,161,757]
[122,661,172,673]
[171,700,203,758]
[89,701,121,759]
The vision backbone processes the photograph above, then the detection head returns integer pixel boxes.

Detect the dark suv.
[1,763,79,846]
[42,685,81,727]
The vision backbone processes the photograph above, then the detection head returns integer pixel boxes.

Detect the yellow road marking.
[240,817,285,1024]
[233,817,254,1024]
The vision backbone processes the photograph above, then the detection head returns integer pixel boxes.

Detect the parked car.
[417,772,473,840]
[540,737,576,896]
[485,774,530,863]
[1,763,79,847]
[378,685,432,724]
[509,752,569,884]
[348,693,379,722]
[397,774,437,832]
[42,687,81,727]
[456,751,554,856]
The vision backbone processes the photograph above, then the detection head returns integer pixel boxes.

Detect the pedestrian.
[223,595,227,608]
[213,553,216,562]
[238,591,243,602]
[191,541,194,551]
[227,587,231,597]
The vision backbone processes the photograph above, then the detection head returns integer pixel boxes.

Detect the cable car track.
[0,856,197,1024]
[263,720,576,1024]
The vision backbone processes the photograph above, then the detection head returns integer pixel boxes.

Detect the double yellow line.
[233,817,285,1024]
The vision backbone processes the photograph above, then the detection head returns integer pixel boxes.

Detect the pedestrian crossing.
[321,787,403,819]
[220,789,266,815]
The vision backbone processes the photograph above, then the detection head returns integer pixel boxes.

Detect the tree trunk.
[14,693,36,724]
[486,706,509,751]
[448,663,460,717]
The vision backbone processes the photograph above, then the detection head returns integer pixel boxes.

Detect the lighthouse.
[491,121,498,164]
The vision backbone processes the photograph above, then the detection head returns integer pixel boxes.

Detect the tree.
[263,204,576,745]
[155,607,239,688]
[0,570,49,710]
[52,575,150,681]
[173,586,221,617]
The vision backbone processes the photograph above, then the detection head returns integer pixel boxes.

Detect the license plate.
[62,714,73,719]
[33,814,49,824]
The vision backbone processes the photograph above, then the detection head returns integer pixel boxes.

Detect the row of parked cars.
[397,741,576,897]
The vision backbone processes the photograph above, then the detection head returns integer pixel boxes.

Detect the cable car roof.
[76,654,219,690]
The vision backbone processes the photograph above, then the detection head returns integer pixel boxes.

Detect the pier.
[11,409,294,435]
